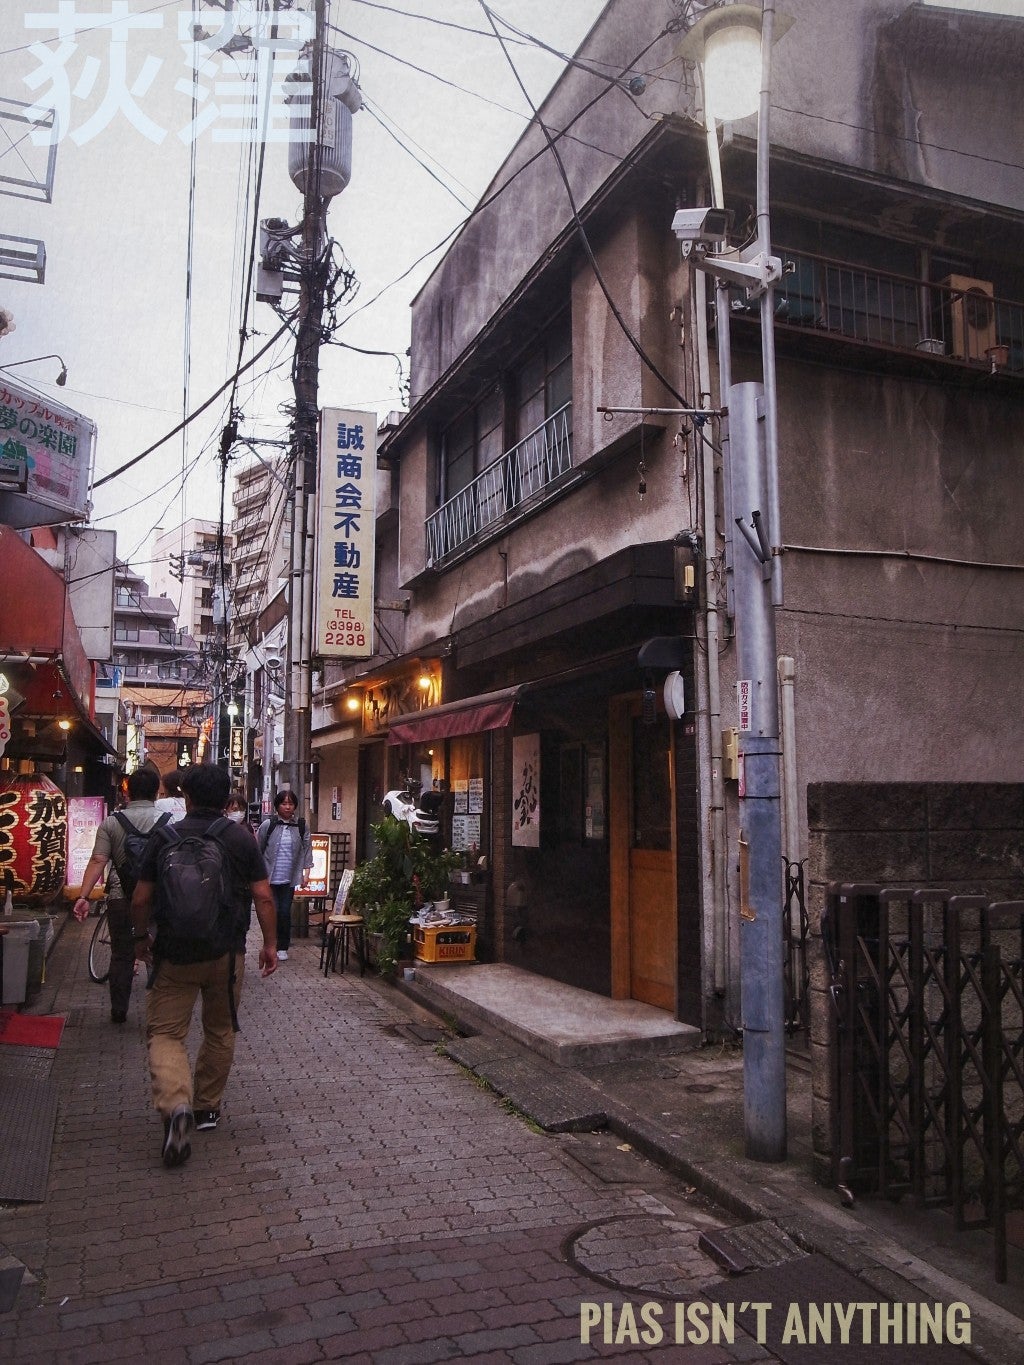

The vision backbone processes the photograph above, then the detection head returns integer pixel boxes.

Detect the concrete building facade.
[311,0,1023,1054]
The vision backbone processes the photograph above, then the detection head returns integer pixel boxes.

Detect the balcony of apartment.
[426,403,573,568]
[113,624,180,651]
[730,249,1024,379]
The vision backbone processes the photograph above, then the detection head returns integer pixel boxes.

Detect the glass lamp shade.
[702,21,762,122]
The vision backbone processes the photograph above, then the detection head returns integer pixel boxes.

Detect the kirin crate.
[413,924,477,963]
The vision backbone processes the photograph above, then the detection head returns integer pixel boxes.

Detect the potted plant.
[416,846,461,909]
[348,816,441,973]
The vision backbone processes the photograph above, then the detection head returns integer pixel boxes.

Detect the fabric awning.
[387,685,522,745]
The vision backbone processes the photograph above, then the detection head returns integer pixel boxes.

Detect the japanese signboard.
[737,679,752,733]
[315,407,377,659]
[295,833,331,897]
[66,796,108,888]
[0,377,95,528]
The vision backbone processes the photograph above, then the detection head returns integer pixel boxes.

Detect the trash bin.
[1,920,40,1006]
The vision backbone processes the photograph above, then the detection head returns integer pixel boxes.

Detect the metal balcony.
[426,402,573,566]
[734,248,1024,374]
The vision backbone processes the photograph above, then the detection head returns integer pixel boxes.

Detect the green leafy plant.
[347,817,459,973]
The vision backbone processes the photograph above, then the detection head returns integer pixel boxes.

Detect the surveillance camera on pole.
[674,205,784,300]
[671,206,733,252]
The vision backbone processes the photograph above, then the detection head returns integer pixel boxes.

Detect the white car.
[382,788,442,837]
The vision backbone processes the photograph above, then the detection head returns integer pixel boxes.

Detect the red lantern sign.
[0,772,68,903]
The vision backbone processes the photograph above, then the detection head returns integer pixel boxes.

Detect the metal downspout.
[694,253,728,999]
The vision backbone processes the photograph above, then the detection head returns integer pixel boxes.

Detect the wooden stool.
[321,913,366,976]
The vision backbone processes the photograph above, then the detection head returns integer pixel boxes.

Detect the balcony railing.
[749,249,1024,373]
[426,402,573,565]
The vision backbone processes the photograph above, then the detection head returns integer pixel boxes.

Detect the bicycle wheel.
[88,910,112,984]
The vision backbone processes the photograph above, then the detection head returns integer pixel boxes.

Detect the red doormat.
[0,1011,65,1048]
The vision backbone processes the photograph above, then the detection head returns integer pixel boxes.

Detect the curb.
[394,973,1019,1365]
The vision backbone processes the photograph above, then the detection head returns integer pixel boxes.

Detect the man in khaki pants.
[131,764,277,1168]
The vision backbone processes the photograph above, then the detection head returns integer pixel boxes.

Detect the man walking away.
[72,768,166,1024]
[256,790,313,961]
[131,764,277,1169]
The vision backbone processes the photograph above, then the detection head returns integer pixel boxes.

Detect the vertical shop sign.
[66,796,107,887]
[511,733,540,848]
[315,408,377,659]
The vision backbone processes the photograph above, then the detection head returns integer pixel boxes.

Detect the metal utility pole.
[677,0,790,1162]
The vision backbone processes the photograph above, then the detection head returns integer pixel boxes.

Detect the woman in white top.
[154,770,187,822]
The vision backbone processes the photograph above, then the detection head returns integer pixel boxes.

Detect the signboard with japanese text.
[0,377,95,528]
[294,833,331,897]
[66,796,108,888]
[315,407,377,659]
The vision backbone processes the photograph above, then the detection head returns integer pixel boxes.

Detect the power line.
[91,319,292,490]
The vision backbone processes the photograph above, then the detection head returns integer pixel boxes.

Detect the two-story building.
[312,0,1024,1044]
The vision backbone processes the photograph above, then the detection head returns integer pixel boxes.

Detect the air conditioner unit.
[940,275,996,361]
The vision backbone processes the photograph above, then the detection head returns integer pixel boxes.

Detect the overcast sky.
[0,0,606,576]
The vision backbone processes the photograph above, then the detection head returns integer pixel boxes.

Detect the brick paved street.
[0,921,773,1363]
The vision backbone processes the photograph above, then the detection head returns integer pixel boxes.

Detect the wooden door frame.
[608,692,678,1005]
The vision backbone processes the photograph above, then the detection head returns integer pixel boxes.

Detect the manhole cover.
[567,1215,726,1298]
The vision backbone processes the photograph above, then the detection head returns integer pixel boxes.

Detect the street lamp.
[676,1,791,1163]
[0,353,68,386]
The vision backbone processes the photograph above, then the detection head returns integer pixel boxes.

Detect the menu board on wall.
[468,777,484,815]
[452,779,468,814]
[451,814,481,851]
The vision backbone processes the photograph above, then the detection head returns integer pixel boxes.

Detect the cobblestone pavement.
[0,921,780,1363]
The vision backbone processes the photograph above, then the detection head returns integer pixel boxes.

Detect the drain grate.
[0,1076,59,1202]
[699,1220,805,1274]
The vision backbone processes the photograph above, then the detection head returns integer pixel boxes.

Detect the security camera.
[671,206,733,247]
[265,654,283,672]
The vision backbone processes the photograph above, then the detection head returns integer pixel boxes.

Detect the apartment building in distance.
[229,455,290,650]
[151,518,232,656]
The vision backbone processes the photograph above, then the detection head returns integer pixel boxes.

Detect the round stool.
[321,913,366,976]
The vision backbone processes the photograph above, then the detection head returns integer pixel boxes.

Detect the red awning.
[387,685,522,745]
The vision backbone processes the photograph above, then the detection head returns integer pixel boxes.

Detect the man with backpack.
[130,763,277,1169]
[72,767,169,1024]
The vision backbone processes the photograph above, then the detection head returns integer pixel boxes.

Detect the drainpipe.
[778,656,799,868]
[693,265,729,998]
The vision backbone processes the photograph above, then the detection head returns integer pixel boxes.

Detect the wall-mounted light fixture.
[344,693,360,713]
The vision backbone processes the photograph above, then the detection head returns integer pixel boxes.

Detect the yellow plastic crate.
[413,924,477,964]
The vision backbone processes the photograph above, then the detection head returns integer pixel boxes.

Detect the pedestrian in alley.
[71,767,168,1025]
[131,763,277,1169]
[256,789,313,962]
[154,769,187,821]
[225,787,255,835]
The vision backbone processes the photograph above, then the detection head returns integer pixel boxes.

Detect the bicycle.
[88,906,112,984]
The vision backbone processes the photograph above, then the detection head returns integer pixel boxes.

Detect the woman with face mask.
[225,790,253,830]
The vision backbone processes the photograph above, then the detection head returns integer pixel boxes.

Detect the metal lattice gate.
[825,883,1024,1282]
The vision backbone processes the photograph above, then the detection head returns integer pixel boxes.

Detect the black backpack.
[112,811,171,899]
[258,813,307,854]
[151,817,240,966]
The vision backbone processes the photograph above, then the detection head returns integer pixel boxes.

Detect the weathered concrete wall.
[806,782,1024,1183]
[410,0,1024,403]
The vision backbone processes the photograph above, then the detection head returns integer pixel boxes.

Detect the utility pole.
[282,0,327,803]
[278,2,360,805]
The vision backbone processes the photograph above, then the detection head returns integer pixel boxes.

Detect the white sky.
[0,0,606,577]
